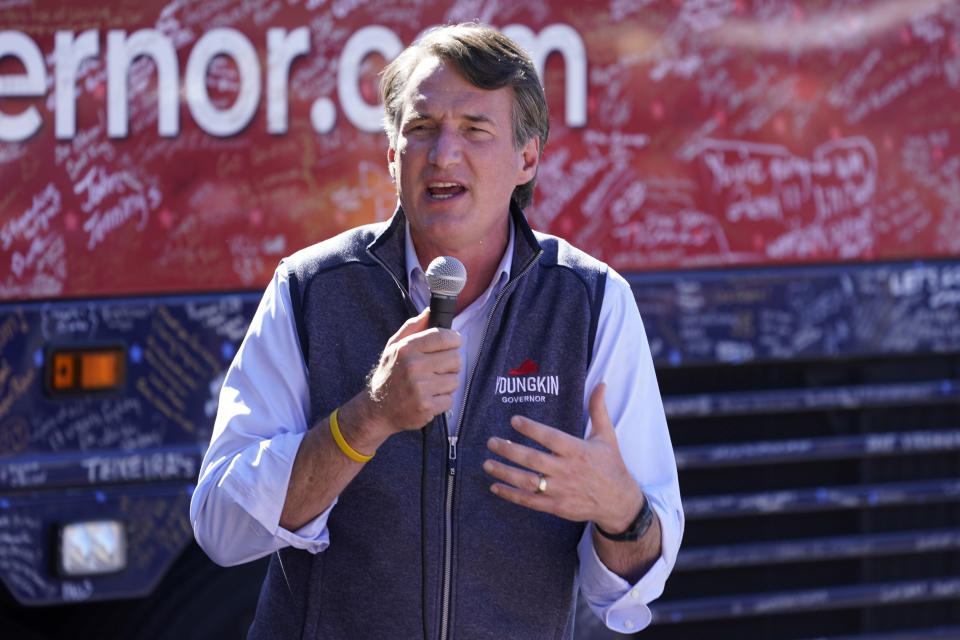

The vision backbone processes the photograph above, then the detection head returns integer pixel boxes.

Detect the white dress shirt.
[190,222,684,634]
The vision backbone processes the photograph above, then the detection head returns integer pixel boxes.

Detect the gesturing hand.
[483,383,644,534]
[365,308,462,434]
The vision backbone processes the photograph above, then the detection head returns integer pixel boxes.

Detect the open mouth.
[426,182,467,200]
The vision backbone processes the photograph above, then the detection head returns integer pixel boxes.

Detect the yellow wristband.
[329,407,374,463]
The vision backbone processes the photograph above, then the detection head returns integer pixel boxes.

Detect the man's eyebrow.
[404,112,431,123]
[402,112,497,125]
[463,113,496,126]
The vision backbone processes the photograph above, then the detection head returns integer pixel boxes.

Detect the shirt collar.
[405,218,515,311]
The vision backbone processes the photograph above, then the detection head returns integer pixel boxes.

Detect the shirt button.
[631,588,640,599]
[624,620,635,630]
[445,410,453,419]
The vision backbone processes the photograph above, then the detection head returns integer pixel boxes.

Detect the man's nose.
[428,128,462,168]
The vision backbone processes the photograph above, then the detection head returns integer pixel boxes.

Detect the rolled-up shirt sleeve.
[577,268,685,633]
[190,262,334,567]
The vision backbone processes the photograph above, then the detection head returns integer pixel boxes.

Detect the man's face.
[388,55,539,261]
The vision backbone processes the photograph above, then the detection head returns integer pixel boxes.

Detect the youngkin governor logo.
[495,359,560,404]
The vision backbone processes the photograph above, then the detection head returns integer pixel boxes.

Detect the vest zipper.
[438,248,542,640]
[439,447,456,640]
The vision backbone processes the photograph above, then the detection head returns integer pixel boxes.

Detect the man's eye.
[406,124,432,135]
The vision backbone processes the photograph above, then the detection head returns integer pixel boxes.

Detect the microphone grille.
[425,256,467,297]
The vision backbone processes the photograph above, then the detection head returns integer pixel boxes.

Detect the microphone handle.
[423,293,457,434]
[428,293,457,329]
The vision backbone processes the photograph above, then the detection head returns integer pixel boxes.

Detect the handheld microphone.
[425,256,467,329]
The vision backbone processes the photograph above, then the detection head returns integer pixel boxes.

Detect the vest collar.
[366,202,543,289]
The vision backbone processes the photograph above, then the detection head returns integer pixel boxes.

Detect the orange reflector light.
[81,352,120,389]
[52,353,75,389]
[47,347,125,394]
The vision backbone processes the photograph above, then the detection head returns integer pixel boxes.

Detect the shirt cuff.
[273,501,335,553]
[220,430,335,554]
[578,496,682,633]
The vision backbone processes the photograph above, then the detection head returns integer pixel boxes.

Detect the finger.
[482,458,544,493]
[412,327,462,354]
[387,308,430,346]
[395,349,460,389]
[488,482,552,515]
[508,414,580,457]
[487,435,557,475]
[423,392,455,418]
[406,375,458,415]
[429,350,462,375]
[404,368,459,402]
[587,382,615,442]
[430,372,461,396]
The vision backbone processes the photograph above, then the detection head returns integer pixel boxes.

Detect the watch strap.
[595,493,654,542]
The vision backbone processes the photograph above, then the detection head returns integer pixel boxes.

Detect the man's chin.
[413,224,468,246]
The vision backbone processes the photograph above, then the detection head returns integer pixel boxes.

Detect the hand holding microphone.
[364,257,467,433]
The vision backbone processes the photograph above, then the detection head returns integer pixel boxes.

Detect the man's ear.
[387,146,396,180]
[517,137,540,185]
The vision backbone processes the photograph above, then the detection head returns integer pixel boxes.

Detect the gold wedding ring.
[535,474,547,495]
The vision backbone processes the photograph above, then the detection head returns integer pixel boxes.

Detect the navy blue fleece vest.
[248,206,606,640]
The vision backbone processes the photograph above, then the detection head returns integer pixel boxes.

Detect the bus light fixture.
[59,520,127,577]
[47,347,126,394]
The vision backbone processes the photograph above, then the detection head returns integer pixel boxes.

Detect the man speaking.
[191,22,683,639]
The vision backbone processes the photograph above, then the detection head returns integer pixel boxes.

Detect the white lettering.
[1,22,588,139]
[502,23,587,127]
[62,580,94,602]
[74,166,137,213]
[82,192,149,250]
[11,233,62,279]
[54,30,99,139]
[266,27,310,134]
[2,461,47,488]
[494,374,560,399]
[107,29,179,138]
[727,195,783,223]
[186,28,261,137]
[0,30,45,141]
[501,395,546,403]
[889,267,939,297]
[1,183,60,251]
[80,452,195,483]
[338,25,403,132]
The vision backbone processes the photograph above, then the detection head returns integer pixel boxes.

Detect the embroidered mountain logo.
[496,359,559,404]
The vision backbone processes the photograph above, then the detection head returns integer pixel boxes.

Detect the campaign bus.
[1,0,959,637]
